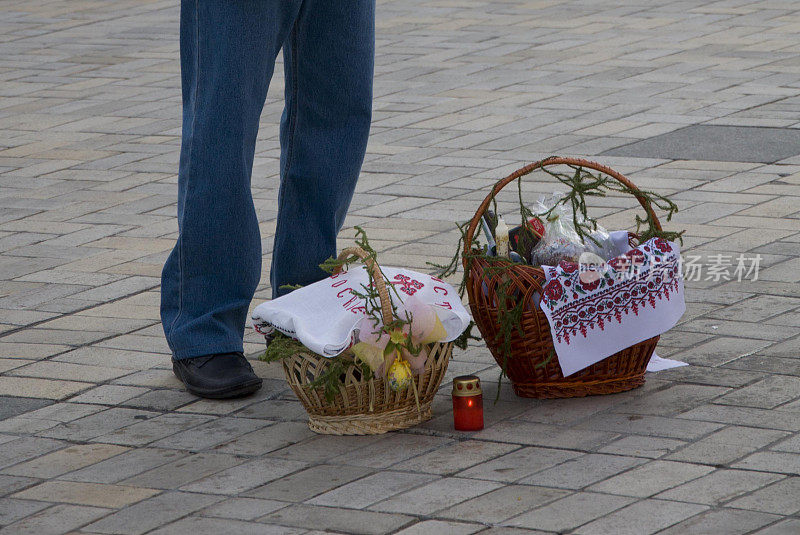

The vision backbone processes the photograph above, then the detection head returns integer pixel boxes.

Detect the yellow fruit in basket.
[387,357,412,392]
[351,342,384,374]
[419,314,447,345]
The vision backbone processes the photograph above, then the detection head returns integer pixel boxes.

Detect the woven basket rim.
[462,158,661,398]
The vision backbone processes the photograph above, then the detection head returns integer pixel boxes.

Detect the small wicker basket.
[280,247,453,435]
[463,157,660,399]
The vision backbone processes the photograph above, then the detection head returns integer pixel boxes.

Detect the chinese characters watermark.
[577,253,762,283]
[679,253,762,282]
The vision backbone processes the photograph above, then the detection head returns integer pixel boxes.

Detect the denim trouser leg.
[271,0,375,296]
[161,0,375,359]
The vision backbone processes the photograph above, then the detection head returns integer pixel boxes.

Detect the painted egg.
[387,358,412,392]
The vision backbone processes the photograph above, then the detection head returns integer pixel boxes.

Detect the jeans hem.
[171,342,245,361]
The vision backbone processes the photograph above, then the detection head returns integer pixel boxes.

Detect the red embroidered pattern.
[541,238,681,345]
[393,274,424,295]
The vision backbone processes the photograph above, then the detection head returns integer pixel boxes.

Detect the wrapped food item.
[531,193,587,266]
[533,238,584,266]
[583,224,618,260]
[509,217,544,263]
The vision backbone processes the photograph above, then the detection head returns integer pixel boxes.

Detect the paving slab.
[604,126,800,163]
[2,1,800,534]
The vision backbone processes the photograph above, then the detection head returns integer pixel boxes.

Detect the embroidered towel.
[539,235,685,377]
[251,266,471,357]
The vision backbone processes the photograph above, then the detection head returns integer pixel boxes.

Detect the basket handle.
[333,246,394,326]
[463,157,663,265]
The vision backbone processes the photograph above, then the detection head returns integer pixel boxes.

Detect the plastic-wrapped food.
[583,225,618,260]
[531,193,587,266]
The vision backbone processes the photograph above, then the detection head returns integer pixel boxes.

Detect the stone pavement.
[1,0,800,533]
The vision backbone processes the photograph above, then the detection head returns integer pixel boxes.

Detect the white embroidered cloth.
[539,234,685,377]
[251,266,471,357]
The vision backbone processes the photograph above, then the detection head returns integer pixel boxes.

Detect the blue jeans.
[161,0,375,360]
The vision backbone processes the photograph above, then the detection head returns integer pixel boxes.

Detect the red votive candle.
[452,375,483,431]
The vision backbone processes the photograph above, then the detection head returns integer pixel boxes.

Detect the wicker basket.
[280,247,453,435]
[463,157,660,399]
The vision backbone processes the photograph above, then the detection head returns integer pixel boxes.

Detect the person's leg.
[270,0,376,296]
[161,0,301,359]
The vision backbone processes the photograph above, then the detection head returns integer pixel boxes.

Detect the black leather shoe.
[173,352,262,399]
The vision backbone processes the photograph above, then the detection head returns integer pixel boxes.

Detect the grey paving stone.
[148,516,302,535]
[0,475,38,498]
[477,420,620,449]
[587,460,714,498]
[2,443,129,479]
[437,484,569,524]
[150,417,269,451]
[728,477,800,515]
[69,385,151,406]
[329,434,454,469]
[11,480,159,509]
[732,451,800,475]
[199,497,286,521]
[232,400,308,422]
[770,433,800,453]
[120,452,245,490]
[370,477,503,515]
[244,464,373,502]
[457,447,581,483]
[475,529,551,535]
[0,403,104,435]
[60,448,187,484]
[506,491,636,533]
[574,413,724,440]
[259,504,415,535]
[518,453,646,490]
[0,437,66,470]
[40,407,161,442]
[716,375,800,409]
[213,422,315,456]
[603,126,800,164]
[393,520,485,535]
[308,471,438,509]
[269,434,385,463]
[677,405,800,432]
[92,413,212,447]
[395,440,519,475]
[665,337,772,368]
[597,435,688,458]
[0,397,51,420]
[0,504,111,535]
[614,384,730,416]
[179,458,307,495]
[574,499,708,535]
[667,426,790,465]
[656,469,784,505]
[84,491,223,535]
[657,508,780,535]
[753,519,800,534]
[122,389,196,411]
[0,498,51,526]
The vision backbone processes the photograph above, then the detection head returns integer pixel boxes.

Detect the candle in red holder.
[452,375,483,431]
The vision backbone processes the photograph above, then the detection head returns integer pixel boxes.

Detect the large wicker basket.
[463,157,660,399]
[280,247,453,435]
